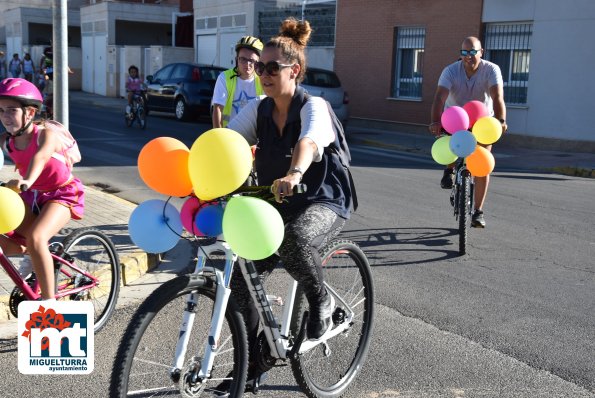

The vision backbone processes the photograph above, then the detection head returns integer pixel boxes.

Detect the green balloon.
[431,136,458,165]
[222,196,285,260]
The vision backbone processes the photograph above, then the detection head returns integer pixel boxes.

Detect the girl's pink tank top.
[7,124,72,191]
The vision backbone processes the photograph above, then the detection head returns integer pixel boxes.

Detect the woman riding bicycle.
[226,17,355,386]
[0,78,85,300]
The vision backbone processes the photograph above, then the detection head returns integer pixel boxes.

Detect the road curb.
[0,250,160,323]
[549,166,595,179]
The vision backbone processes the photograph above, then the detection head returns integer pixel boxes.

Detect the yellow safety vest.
[222,68,264,127]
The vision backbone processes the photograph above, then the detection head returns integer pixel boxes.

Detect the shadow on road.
[341,227,461,265]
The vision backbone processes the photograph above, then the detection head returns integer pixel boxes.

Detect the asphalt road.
[0,101,593,397]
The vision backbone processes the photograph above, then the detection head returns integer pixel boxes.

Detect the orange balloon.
[138,137,193,196]
[466,146,495,177]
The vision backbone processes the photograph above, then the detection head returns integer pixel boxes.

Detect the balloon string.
[162,196,192,242]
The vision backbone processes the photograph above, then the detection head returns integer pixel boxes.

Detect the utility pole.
[53,0,68,129]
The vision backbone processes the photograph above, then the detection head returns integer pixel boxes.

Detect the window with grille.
[484,23,532,105]
[392,27,425,99]
[258,1,336,46]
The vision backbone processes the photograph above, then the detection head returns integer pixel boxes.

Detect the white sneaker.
[125,105,131,114]
[18,255,33,278]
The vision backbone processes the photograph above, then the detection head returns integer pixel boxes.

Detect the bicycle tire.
[125,112,134,127]
[138,106,147,130]
[60,227,121,332]
[290,239,375,398]
[458,171,471,255]
[110,274,249,398]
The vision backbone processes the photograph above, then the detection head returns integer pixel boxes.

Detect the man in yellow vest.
[212,36,264,128]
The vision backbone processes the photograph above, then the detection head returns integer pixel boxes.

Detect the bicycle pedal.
[245,372,268,394]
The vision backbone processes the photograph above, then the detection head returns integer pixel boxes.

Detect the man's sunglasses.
[460,49,480,56]
[254,61,295,76]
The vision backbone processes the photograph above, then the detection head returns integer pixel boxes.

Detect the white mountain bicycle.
[110,185,374,398]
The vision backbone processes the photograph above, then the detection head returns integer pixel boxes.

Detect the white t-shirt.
[211,71,260,121]
[227,95,335,162]
[438,59,503,114]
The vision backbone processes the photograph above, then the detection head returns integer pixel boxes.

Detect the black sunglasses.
[254,61,295,76]
[460,49,480,56]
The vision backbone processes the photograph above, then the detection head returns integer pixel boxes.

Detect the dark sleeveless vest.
[255,86,353,218]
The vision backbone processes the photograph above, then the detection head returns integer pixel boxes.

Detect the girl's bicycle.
[125,92,147,130]
[110,185,374,398]
[450,157,475,255]
[1,224,121,332]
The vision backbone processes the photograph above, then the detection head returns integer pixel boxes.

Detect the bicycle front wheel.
[458,171,471,255]
[110,274,248,398]
[291,239,375,398]
[137,107,147,130]
[61,228,121,332]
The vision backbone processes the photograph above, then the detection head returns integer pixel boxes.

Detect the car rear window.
[201,68,223,81]
[303,70,341,88]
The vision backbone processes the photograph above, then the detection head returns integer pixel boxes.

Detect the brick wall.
[335,0,483,126]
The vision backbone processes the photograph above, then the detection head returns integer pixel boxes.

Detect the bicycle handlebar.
[231,183,307,197]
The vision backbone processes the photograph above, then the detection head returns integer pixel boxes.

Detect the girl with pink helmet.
[0,77,85,300]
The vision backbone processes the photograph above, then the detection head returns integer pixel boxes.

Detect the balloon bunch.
[129,128,285,260]
[431,101,503,177]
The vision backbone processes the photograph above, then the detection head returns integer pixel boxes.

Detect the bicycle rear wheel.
[60,227,121,332]
[110,274,248,398]
[458,171,471,255]
[290,239,374,398]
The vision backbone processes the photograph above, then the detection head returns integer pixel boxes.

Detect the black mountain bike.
[450,157,475,255]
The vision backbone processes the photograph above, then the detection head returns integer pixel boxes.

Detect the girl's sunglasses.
[254,61,295,76]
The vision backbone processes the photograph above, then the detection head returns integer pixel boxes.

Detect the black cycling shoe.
[306,290,335,340]
[440,168,455,189]
[212,369,269,397]
[471,210,486,228]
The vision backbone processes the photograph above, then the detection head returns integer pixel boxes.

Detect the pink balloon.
[180,196,204,236]
[463,101,489,127]
[441,106,470,134]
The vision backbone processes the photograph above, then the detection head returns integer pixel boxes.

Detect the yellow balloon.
[0,187,25,234]
[472,116,502,145]
[188,128,252,200]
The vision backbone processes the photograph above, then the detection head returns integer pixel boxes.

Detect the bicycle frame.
[169,239,357,381]
[0,233,100,300]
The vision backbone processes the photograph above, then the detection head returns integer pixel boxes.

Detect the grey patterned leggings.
[230,203,345,351]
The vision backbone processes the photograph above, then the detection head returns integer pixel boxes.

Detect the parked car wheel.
[175,97,190,121]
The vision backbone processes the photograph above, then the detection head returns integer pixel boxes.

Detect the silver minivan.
[300,67,349,127]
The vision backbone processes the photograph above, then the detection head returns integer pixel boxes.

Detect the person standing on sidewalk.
[8,53,22,78]
[0,51,7,80]
[429,36,507,228]
[22,53,36,83]
[211,36,264,128]
[0,78,85,300]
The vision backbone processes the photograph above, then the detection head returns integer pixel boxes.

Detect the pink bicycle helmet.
[0,78,43,109]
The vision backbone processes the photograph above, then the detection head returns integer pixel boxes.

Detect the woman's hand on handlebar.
[429,122,443,137]
[271,173,302,203]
